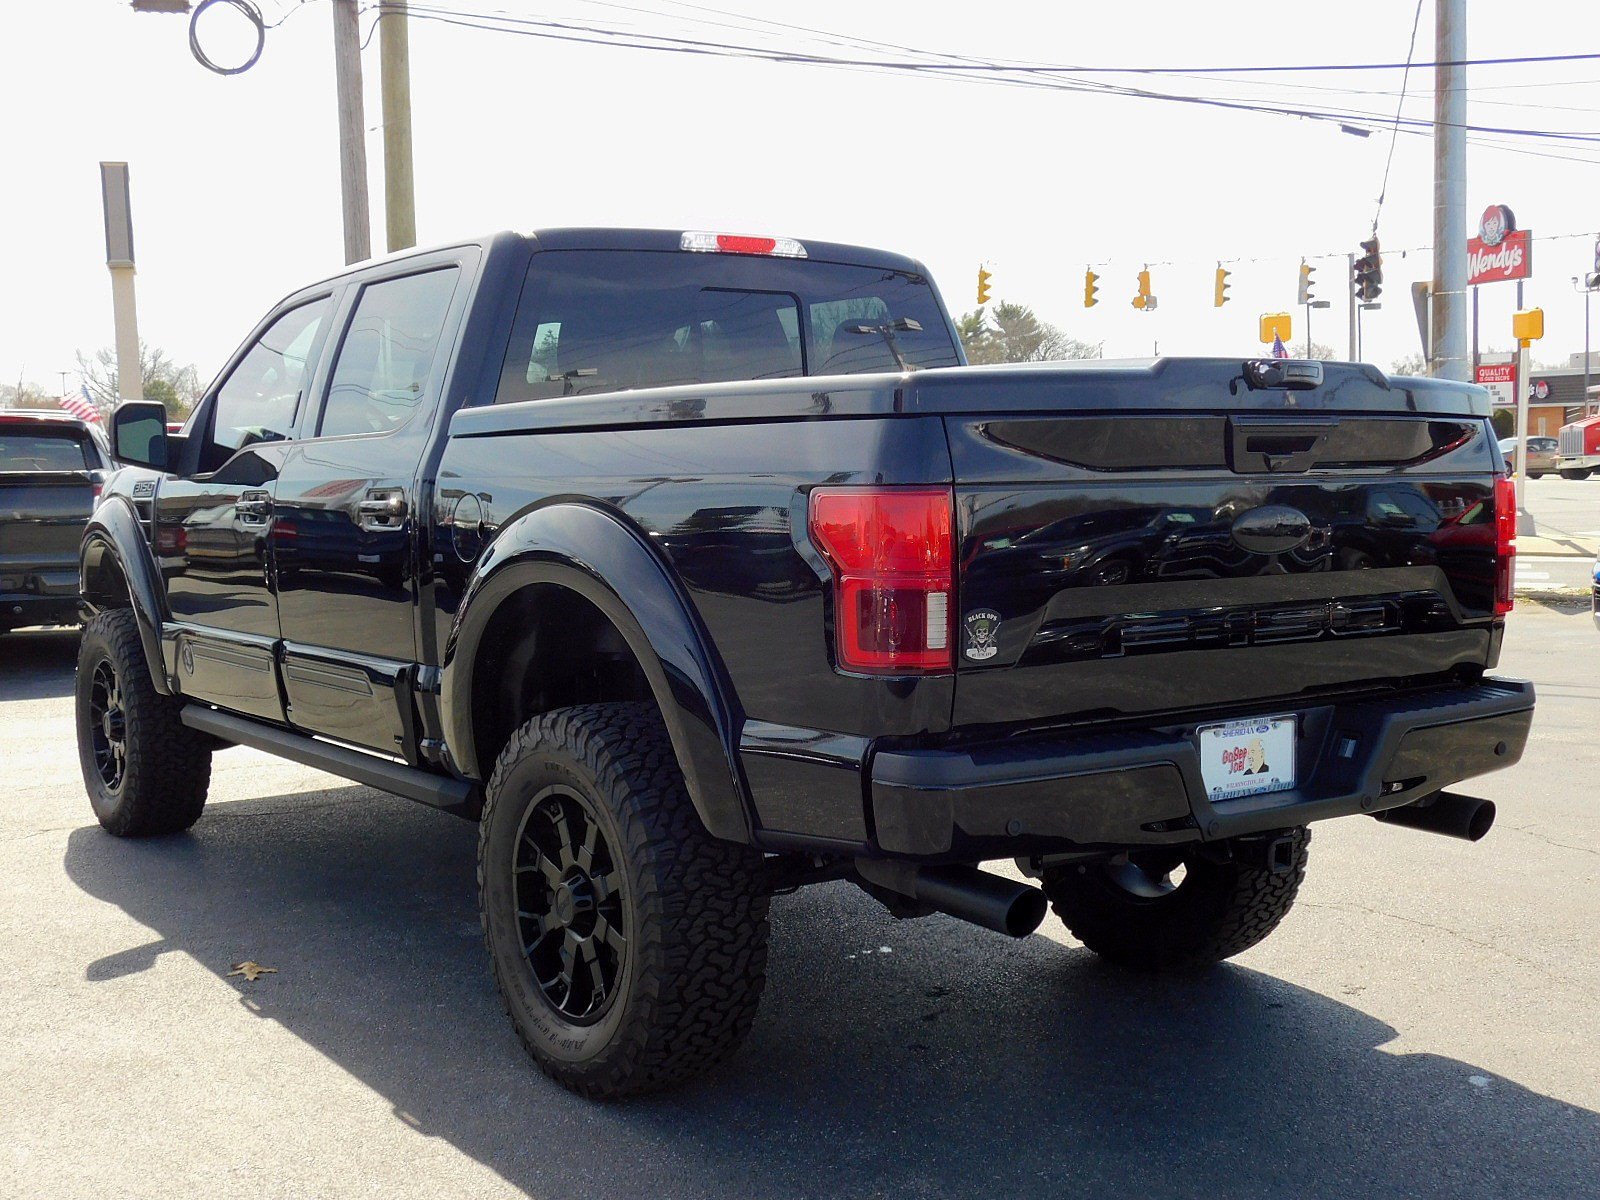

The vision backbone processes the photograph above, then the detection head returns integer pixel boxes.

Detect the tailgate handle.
[1229,418,1339,474]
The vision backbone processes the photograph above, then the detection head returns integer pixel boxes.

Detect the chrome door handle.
[237,491,272,520]
[358,490,408,527]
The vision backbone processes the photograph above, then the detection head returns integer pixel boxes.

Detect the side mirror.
[110,401,171,470]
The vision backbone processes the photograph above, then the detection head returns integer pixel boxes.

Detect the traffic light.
[1587,238,1600,290]
[1354,237,1383,302]
[976,267,993,306]
[1133,268,1156,311]
[1259,312,1292,344]
[1512,307,1544,346]
[1084,268,1100,308]
[1214,264,1231,307]
[1297,261,1315,306]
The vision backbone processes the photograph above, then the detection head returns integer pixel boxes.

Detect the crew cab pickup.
[79,228,1532,1099]
[2,410,111,633]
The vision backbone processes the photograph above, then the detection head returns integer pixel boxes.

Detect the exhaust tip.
[1465,798,1496,842]
[1375,791,1497,842]
[1006,887,1049,938]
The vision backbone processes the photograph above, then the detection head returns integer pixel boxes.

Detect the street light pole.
[1572,276,1596,419]
[1585,286,1595,418]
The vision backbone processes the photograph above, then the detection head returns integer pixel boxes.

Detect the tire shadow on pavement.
[62,785,1600,1200]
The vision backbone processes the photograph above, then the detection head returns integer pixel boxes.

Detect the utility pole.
[1430,0,1468,380]
[380,1,417,252]
[332,0,371,264]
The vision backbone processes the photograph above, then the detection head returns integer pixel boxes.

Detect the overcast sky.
[3,0,1597,396]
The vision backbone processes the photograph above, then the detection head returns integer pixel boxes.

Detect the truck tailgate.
[0,471,98,589]
[931,364,1501,729]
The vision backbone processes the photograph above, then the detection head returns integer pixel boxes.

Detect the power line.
[398,3,1600,151]
[1374,0,1425,235]
[406,6,1600,78]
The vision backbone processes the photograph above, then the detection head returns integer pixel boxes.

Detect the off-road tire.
[76,609,211,836]
[478,702,769,1100]
[1043,828,1310,972]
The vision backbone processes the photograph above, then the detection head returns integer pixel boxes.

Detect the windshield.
[496,249,959,403]
[0,428,91,472]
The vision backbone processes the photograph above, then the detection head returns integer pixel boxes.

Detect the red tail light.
[1494,475,1516,615]
[809,487,954,674]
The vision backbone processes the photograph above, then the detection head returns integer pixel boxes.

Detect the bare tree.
[0,382,61,411]
[75,342,202,417]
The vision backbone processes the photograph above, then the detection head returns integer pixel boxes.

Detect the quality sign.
[1467,204,1532,286]
[1475,362,1516,408]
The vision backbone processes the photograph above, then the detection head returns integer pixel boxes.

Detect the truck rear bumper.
[0,587,81,631]
[868,679,1534,857]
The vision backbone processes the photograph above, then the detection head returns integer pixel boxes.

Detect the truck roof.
[297,227,933,292]
[0,409,97,428]
[525,228,931,276]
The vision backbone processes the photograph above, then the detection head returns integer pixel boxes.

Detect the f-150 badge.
[964,609,1001,661]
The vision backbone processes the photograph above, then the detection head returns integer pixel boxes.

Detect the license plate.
[1197,715,1296,802]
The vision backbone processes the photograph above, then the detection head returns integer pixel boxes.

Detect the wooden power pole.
[380,1,417,252]
[332,0,371,264]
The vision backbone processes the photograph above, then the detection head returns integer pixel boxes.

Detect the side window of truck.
[317,267,460,438]
[205,297,331,470]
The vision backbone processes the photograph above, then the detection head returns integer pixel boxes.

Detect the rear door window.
[496,250,958,403]
[317,267,460,438]
[0,430,90,471]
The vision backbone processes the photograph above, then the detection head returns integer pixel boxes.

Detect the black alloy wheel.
[479,703,770,1099]
[87,658,128,793]
[75,609,212,837]
[512,785,628,1024]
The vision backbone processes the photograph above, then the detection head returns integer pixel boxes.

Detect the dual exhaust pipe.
[850,790,1494,940]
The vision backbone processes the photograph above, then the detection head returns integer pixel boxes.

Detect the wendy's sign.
[1468,204,1532,286]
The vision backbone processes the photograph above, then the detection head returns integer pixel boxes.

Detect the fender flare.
[440,501,752,843]
[80,495,173,696]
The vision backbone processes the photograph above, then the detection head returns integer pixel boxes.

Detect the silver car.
[1499,435,1559,478]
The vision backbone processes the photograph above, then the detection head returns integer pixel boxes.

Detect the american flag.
[59,385,101,424]
[1270,332,1290,360]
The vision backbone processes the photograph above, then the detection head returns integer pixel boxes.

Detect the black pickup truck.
[79,228,1532,1099]
[2,410,112,634]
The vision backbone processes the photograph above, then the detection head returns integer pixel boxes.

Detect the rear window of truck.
[495,250,959,403]
[0,429,92,472]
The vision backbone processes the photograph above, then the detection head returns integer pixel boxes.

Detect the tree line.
[1,341,202,418]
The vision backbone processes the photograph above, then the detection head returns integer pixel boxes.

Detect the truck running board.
[181,705,481,818]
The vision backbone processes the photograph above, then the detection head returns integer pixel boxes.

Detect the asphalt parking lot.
[1,598,1596,1200]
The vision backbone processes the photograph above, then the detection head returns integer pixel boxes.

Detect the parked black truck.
[2,410,112,634]
[78,229,1533,1099]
